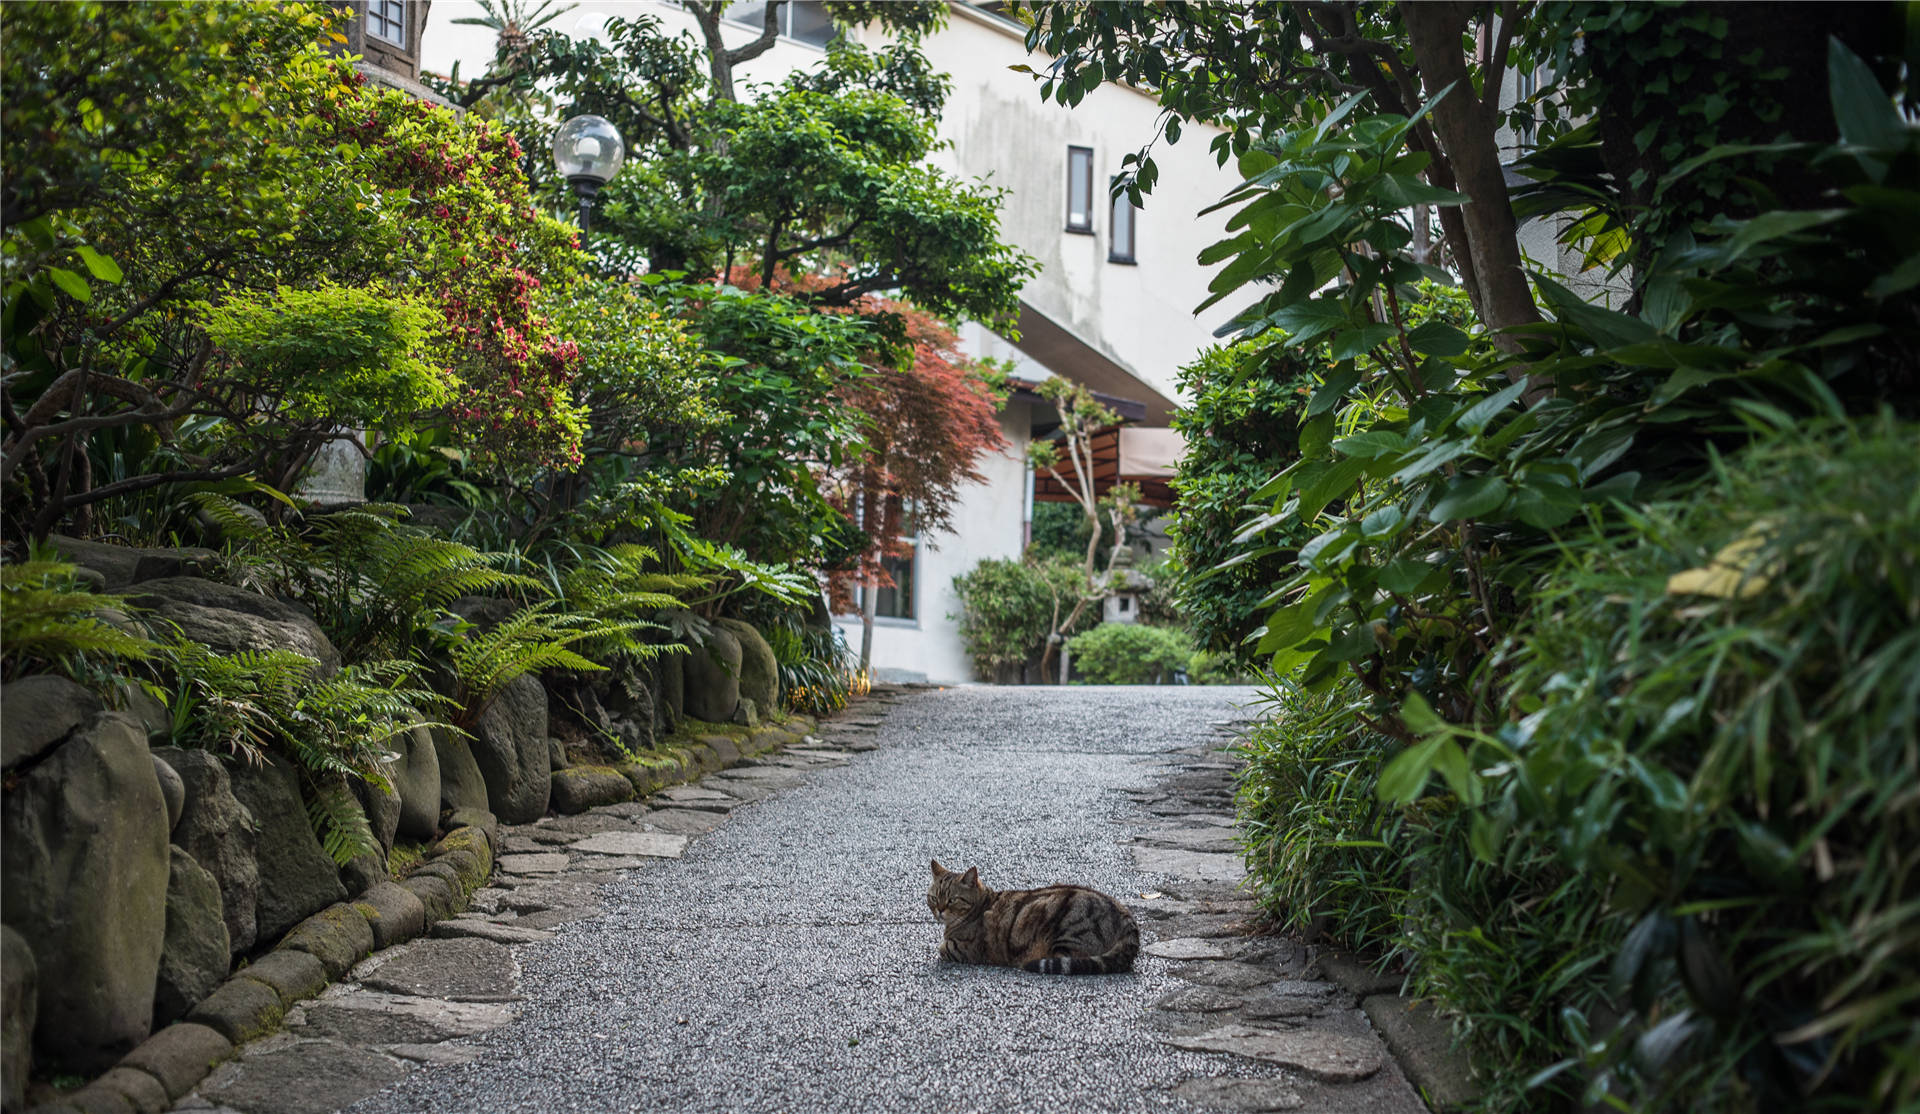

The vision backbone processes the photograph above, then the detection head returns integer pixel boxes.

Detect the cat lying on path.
[927,860,1139,975]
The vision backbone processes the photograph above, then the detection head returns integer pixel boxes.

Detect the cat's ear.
[930,859,947,877]
[960,866,979,886]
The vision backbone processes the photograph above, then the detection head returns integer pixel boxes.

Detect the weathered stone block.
[353,882,427,950]
[233,949,327,1010]
[398,875,456,923]
[150,755,185,834]
[683,629,741,723]
[3,926,35,1112]
[466,675,550,823]
[129,577,338,677]
[276,904,375,981]
[1,675,102,773]
[83,1068,168,1114]
[432,726,490,817]
[1,712,168,1073]
[442,808,499,858]
[550,766,635,813]
[715,618,779,717]
[227,756,346,944]
[153,846,230,1026]
[151,748,257,957]
[118,1022,233,1100]
[185,977,284,1044]
[392,726,441,841]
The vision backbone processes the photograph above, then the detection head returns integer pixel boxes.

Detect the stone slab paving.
[173,687,1436,1114]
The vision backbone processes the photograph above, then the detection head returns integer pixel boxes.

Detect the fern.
[440,600,654,727]
[162,639,449,858]
[1,559,156,684]
[201,497,542,661]
[307,774,381,866]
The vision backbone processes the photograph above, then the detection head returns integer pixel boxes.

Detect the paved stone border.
[1127,720,1480,1113]
[25,715,820,1114]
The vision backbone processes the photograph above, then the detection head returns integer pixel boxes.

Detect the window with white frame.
[1065,146,1094,233]
[723,1,835,48]
[366,0,406,46]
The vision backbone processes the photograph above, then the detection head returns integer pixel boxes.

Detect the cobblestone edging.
[1127,719,1480,1113]
[27,715,826,1114]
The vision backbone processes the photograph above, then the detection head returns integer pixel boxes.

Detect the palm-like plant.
[451,0,579,62]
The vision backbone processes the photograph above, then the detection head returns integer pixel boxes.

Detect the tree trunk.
[1401,3,1541,345]
[859,572,877,678]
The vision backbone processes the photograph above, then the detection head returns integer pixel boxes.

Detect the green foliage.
[0,559,155,684]
[1045,10,1919,1110]
[438,600,648,729]
[950,556,1083,682]
[197,285,454,426]
[1236,680,1401,947]
[2,0,586,538]
[1373,418,1920,1111]
[1064,622,1191,685]
[1026,500,1091,563]
[1166,339,1317,661]
[216,501,539,664]
[748,603,856,716]
[162,644,445,864]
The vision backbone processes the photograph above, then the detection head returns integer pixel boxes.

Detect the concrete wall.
[917,7,1241,408]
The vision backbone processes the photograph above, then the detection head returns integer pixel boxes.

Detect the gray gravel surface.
[348,685,1299,1114]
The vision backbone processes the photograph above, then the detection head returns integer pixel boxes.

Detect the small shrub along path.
[178,684,1429,1114]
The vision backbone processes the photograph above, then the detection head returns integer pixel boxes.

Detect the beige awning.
[1117,427,1184,479]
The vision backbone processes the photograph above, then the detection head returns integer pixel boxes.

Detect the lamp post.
[551,113,625,237]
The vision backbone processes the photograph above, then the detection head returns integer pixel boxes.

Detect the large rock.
[154,847,231,1026]
[683,627,742,724]
[130,577,340,677]
[393,726,441,841]
[154,748,259,957]
[716,618,780,716]
[354,770,402,855]
[0,712,168,1073]
[227,755,346,944]
[152,753,186,833]
[2,926,34,1112]
[46,535,217,590]
[1,674,103,773]
[433,727,490,817]
[467,675,550,824]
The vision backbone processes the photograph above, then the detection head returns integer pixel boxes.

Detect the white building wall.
[916,8,1240,408]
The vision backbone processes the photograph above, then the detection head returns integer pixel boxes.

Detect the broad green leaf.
[1400,689,1444,734]
[1376,173,1469,208]
[1406,321,1470,356]
[1456,378,1528,434]
[1267,298,1351,348]
[1377,737,1444,804]
[1378,557,1433,594]
[74,245,124,283]
[1829,36,1905,149]
[48,267,91,303]
[1332,430,1407,459]
[1360,505,1404,538]
[1306,364,1360,418]
[1297,456,1368,519]
[1510,477,1584,528]
[1330,324,1396,360]
[1429,475,1508,522]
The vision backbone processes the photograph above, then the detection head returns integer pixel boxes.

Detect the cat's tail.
[1023,929,1140,976]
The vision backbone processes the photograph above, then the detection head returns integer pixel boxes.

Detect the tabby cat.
[926,860,1139,975]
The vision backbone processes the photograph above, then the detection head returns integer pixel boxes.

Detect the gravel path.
[187,684,1429,1114]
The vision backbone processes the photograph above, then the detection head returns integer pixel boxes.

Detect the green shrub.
[1065,622,1192,684]
[0,558,154,685]
[951,556,1082,682]
[1372,417,1920,1111]
[1236,679,1402,948]
[1165,340,1315,664]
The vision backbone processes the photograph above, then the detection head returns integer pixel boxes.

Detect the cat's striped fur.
[927,860,1139,976]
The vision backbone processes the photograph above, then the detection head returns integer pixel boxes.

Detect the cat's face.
[928,860,983,919]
